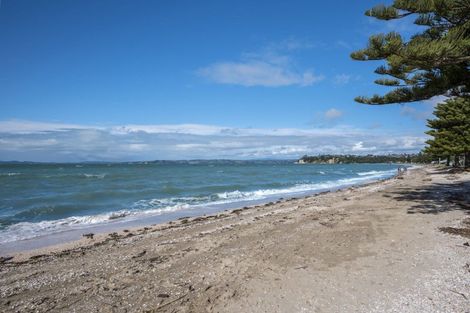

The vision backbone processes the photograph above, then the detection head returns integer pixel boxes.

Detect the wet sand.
[0,166,469,312]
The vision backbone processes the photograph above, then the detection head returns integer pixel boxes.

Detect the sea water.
[0,161,402,246]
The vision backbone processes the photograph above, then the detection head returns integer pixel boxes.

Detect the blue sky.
[0,1,441,161]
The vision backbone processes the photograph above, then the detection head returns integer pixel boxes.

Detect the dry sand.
[0,166,469,313]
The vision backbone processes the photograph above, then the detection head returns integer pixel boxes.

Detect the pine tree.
[424,97,470,167]
[351,0,470,105]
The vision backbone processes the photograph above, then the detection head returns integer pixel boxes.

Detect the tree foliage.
[299,153,432,164]
[424,97,470,165]
[351,0,470,105]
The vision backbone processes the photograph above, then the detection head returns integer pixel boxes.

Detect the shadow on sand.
[390,179,470,215]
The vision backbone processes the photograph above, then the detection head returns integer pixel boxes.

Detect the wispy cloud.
[0,120,92,134]
[333,73,360,85]
[0,120,427,162]
[399,106,429,121]
[324,108,343,120]
[335,40,352,50]
[264,38,315,52]
[361,13,421,41]
[197,61,322,87]
[351,141,376,152]
[400,95,447,121]
[197,39,324,87]
[334,74,351,85]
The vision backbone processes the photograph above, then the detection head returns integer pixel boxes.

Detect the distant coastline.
[296,153,431,165]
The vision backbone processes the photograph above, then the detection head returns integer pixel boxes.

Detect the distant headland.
[296,153,431,164]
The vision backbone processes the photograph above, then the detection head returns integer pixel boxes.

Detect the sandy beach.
[0,166,469,312]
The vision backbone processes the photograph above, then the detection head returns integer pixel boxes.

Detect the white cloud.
[198,61,322,87]
[333,73,360,85]
[124,143,151,151]
[336,40,352,50]
[198,61,323,87]
[334,74,351,85]
[351,141,376,152]
[264,38,315,52]
[401,136,427,149]
[0,119,91,134]
[110,124,226,136]
[0,138,59,150]
[0,120,427,162]
[365,15,420,38]
[423,95,448,108]
[324,108,343,120]
[400,106,428,120]
[400,95,448,121]
[0,121,362,138]
[197,40,324,87]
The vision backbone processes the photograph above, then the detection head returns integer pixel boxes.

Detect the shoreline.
[1,165,469,312]
[0,168,402,256]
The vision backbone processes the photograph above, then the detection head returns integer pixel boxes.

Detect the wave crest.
[0,168,397,244]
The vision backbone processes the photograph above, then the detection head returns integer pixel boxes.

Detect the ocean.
[0,161,402,246]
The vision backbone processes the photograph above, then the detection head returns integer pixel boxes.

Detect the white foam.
[0,169,397,244]
[83,173,106,179]
[358,170,384,176]
[0,172,22,176]
[43,173,107,179]
[0,204,189,244]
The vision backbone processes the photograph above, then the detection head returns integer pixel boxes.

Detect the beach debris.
[34,296,50,306]
[0,256,14,263]
[192,216,206,222]
[157,293,170,298]
[295,265,308,270]
[108,232,120,239]
[132,250,147,258]
[156,293,189,310]
[439,227,470,238]
[148,255,167,264]
[448,289,468,300]
[82,233,94,239]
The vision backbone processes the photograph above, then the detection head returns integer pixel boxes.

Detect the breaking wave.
[0,168,396,244]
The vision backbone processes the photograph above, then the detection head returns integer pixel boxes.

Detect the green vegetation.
[298,153,432,164]
[350,1,470,168]
[424,97,470,167]
[351,0,470,105]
